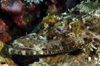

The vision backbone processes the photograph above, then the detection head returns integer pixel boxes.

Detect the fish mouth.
[8,47,81,56]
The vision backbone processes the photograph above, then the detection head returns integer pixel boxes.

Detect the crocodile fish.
[6,32,80,56]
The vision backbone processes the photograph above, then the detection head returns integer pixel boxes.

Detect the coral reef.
[0,0,48,42]
[0,41,18,66]
[0,0,100,66]
[0,19,11,42]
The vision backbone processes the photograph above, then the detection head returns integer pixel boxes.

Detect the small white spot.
[88,57,91,61]
[33,51,37,55]
[28,33,36,36]
[13,40,18,44]
[94,57,98,60]
[22,50,26,55]
[86,26,90,29]
[57,17,61,20]
[72,18,77,21]
[39,36,46,40]
[62,12,67,15]
[34,45,42,51]
[39,50,44,55]
[18,43,24,46]
[94,14,100,17]
[26,38,29,40]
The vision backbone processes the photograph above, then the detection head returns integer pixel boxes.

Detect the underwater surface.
[0,0,100,66]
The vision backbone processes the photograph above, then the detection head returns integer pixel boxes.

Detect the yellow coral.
[0,57,17,66]
[48,6,57,15]
[0,41,4,52]
[70,20,82,34]
[41,15,55,25]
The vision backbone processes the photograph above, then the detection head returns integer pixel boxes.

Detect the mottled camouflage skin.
[8,32,80,56]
